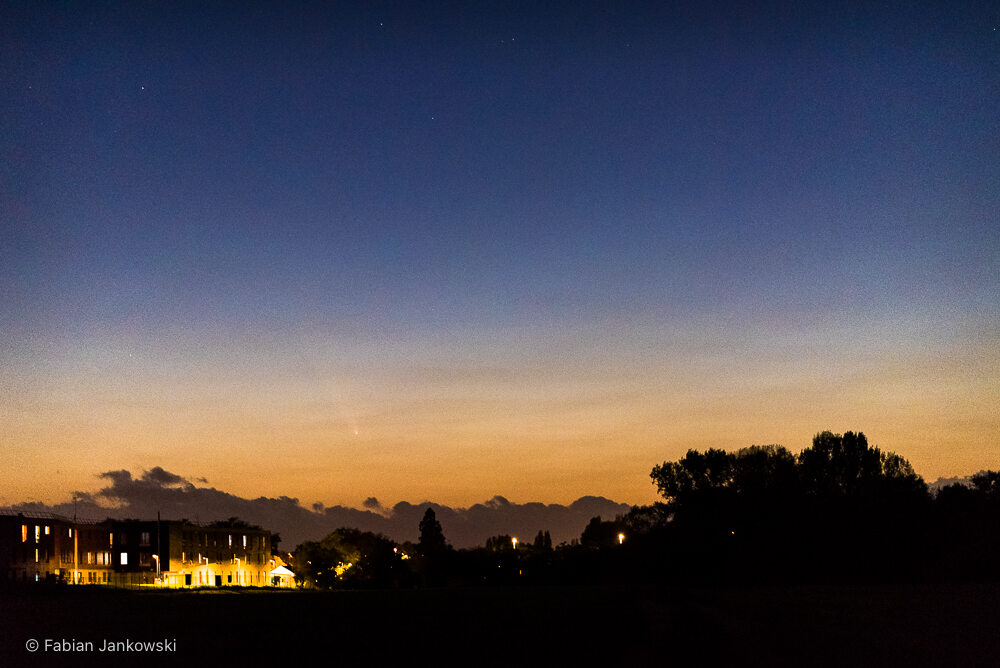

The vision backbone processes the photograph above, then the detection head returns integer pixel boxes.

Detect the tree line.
[290,431,1000,588]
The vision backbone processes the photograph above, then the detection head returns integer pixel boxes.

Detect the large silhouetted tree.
[648,431,931,583]
[416,507,450,586]
[292,528,408,590]
[533,530,552,551]
[418,508,447,556]
[797,431,923,497]
[932,470,1000,581]
[580,516,624,549]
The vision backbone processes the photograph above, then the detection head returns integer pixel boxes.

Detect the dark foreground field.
[1,583,998,667]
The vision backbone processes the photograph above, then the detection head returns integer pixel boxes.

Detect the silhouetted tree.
[416,508,450,586]
[971,470,1000,495]
[580,516,624,549]
[648,431,932,583]
[292,528,409,590]
[932,470,1000,581]
[292,539,344,589]
[798,431,923,498]
[533,530,552,551]
[418,508,447,556]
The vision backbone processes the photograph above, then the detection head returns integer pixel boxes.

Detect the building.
[0,511,278,588]
[0,512,83,583]
[158,519,272,587]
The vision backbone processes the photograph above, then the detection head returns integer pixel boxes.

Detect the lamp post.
[511,537,517,549]
[152,554,160,585]
[618,533,625,545]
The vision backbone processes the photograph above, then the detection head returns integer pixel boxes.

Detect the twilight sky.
[2,1,997,510]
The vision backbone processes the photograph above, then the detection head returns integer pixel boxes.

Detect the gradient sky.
[2,1,998,510]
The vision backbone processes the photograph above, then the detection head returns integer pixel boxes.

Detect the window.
[120,533,127,545]
[109,532,113,547]
[35,526,40,542]
[44,526,50,535]
[120,552,128,566]
[140,532,150,547]
[242,535,247,548]
[68,528,73,538]
[87,552,94,565]
[21,525,26,542]
[228,534,232,547]
[35,549,39,563]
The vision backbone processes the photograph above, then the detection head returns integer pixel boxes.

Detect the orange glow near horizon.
[3,314,997,511]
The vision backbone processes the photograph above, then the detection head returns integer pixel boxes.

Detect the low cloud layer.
[7,467,631,550]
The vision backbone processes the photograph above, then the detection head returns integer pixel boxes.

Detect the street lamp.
[618,533,625,545]
[511,537,518,549]
[152,554,161,584]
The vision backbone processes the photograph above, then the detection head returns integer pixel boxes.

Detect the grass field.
[1,582,998,667]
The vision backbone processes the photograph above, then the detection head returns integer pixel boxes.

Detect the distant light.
[511,537,518,549]
[618,533,625,545]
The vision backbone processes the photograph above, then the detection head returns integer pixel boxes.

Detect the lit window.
[242,535,247,548]
[35,549,39,563]
[228,534,232,547]
[87,552,94,564]
[21,525,27,542]
[44,526,50,535]
[35,526,40,542]
[68,528,73,538]
[109,533,113,547]
[120,552,128,566]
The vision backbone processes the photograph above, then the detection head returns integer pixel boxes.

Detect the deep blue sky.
[2,1,998,506]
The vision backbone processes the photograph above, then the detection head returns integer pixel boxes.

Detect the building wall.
[162,523,272,587]
[0,513,275,587]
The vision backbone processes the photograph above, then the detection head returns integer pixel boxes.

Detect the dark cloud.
[9,467,632,550]
[98,470,133,486]
[141,467,192,488]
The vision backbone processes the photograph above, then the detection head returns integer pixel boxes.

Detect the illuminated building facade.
[159,520,272,587]
[1,511,277,587]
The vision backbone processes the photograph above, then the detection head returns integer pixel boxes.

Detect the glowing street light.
[617,533,625,545]
[511,537,518,549]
